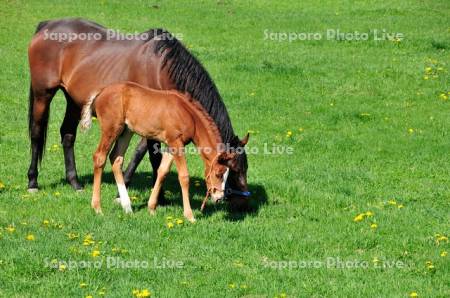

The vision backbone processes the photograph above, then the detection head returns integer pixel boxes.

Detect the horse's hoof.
[188,217,196,223]
[94,208,103,215]
[148,208,156,215]
[114,197,121,204]
[27,188,39,193]
[69,180,83,191]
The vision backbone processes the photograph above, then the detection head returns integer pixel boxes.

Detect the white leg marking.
[117,183,132,213]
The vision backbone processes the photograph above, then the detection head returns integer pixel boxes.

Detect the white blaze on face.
[221,167,229,193]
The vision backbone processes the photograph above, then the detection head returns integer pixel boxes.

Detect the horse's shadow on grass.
[70,171,267,221]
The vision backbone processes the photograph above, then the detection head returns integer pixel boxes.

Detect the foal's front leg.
[148,152,173,213]
[171,147,195,222]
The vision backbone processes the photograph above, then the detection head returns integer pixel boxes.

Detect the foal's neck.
[182,98,223,163]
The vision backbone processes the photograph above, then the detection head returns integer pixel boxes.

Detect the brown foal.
[81,82,237,222]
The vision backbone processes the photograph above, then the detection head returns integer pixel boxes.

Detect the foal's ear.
[218,152,238,168]
[240,133,250,146]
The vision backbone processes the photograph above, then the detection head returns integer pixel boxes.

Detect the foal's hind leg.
[92,133,116,214]
[60,90,82,191]
[148,151,173,214]
[109,128,134,213]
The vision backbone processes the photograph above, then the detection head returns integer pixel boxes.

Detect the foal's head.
[205,152,239,203]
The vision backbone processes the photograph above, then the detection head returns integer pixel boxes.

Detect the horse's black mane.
[153,32,239,146]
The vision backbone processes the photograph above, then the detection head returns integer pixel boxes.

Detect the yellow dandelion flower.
[397,204,404,209]
[353,213,365,222]
[365,211,374,217]
[408,128,414,134]
[91,249,101,257]
[67,232,79,240]
[440,251,447,257]
[0,181,5,189]
[139,289,151,297]
[425,261,434,270]
[166,216,173,221]
[26,234,35,241]
[435,234,448,244]
[370,223,378,230]
[439,93,448,101]
[98,289,106,296]
[286,131,293,137]
[42,219,50,226]
[228,283,236,289]
[80,282,88,288]
[54,191,61,197]
[176,219,183,225]
[6,225,15,233]
[372,257,379,264]
[86,295,93,298]
[83,234,95,246]
[388,199,397,205]
[167,222,174,229]
[409,292,418,298]
[58,264,67,272]
[425,67,432,73]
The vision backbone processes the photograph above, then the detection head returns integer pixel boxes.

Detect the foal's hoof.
[148,209,156,216]
[114,197,121,204]
[123,206,133,214]
[94,208,103,215]
[27,188,39,193]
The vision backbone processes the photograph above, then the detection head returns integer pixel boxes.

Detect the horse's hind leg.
[109,128,134,213]
[60,90,82,190]
[27,86,57,192]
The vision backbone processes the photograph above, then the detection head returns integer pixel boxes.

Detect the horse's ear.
[240,133,250,146]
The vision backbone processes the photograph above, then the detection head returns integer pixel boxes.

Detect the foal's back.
[94,82,195,144]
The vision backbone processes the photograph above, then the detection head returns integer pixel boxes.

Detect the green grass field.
[0,1,449,297]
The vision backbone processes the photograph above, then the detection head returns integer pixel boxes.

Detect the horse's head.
[222,134,251,207]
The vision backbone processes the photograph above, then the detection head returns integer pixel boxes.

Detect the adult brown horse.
[27,18,250,205]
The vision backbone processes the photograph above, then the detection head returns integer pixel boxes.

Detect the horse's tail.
[80,92,98,132]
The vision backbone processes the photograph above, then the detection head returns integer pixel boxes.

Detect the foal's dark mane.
[153,34,239,146]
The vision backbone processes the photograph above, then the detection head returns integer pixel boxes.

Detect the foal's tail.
[80,92,99,132]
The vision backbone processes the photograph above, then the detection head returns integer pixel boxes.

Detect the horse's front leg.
[148,151,173,214]
[60,92,82,190]
[171,145,195,222]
